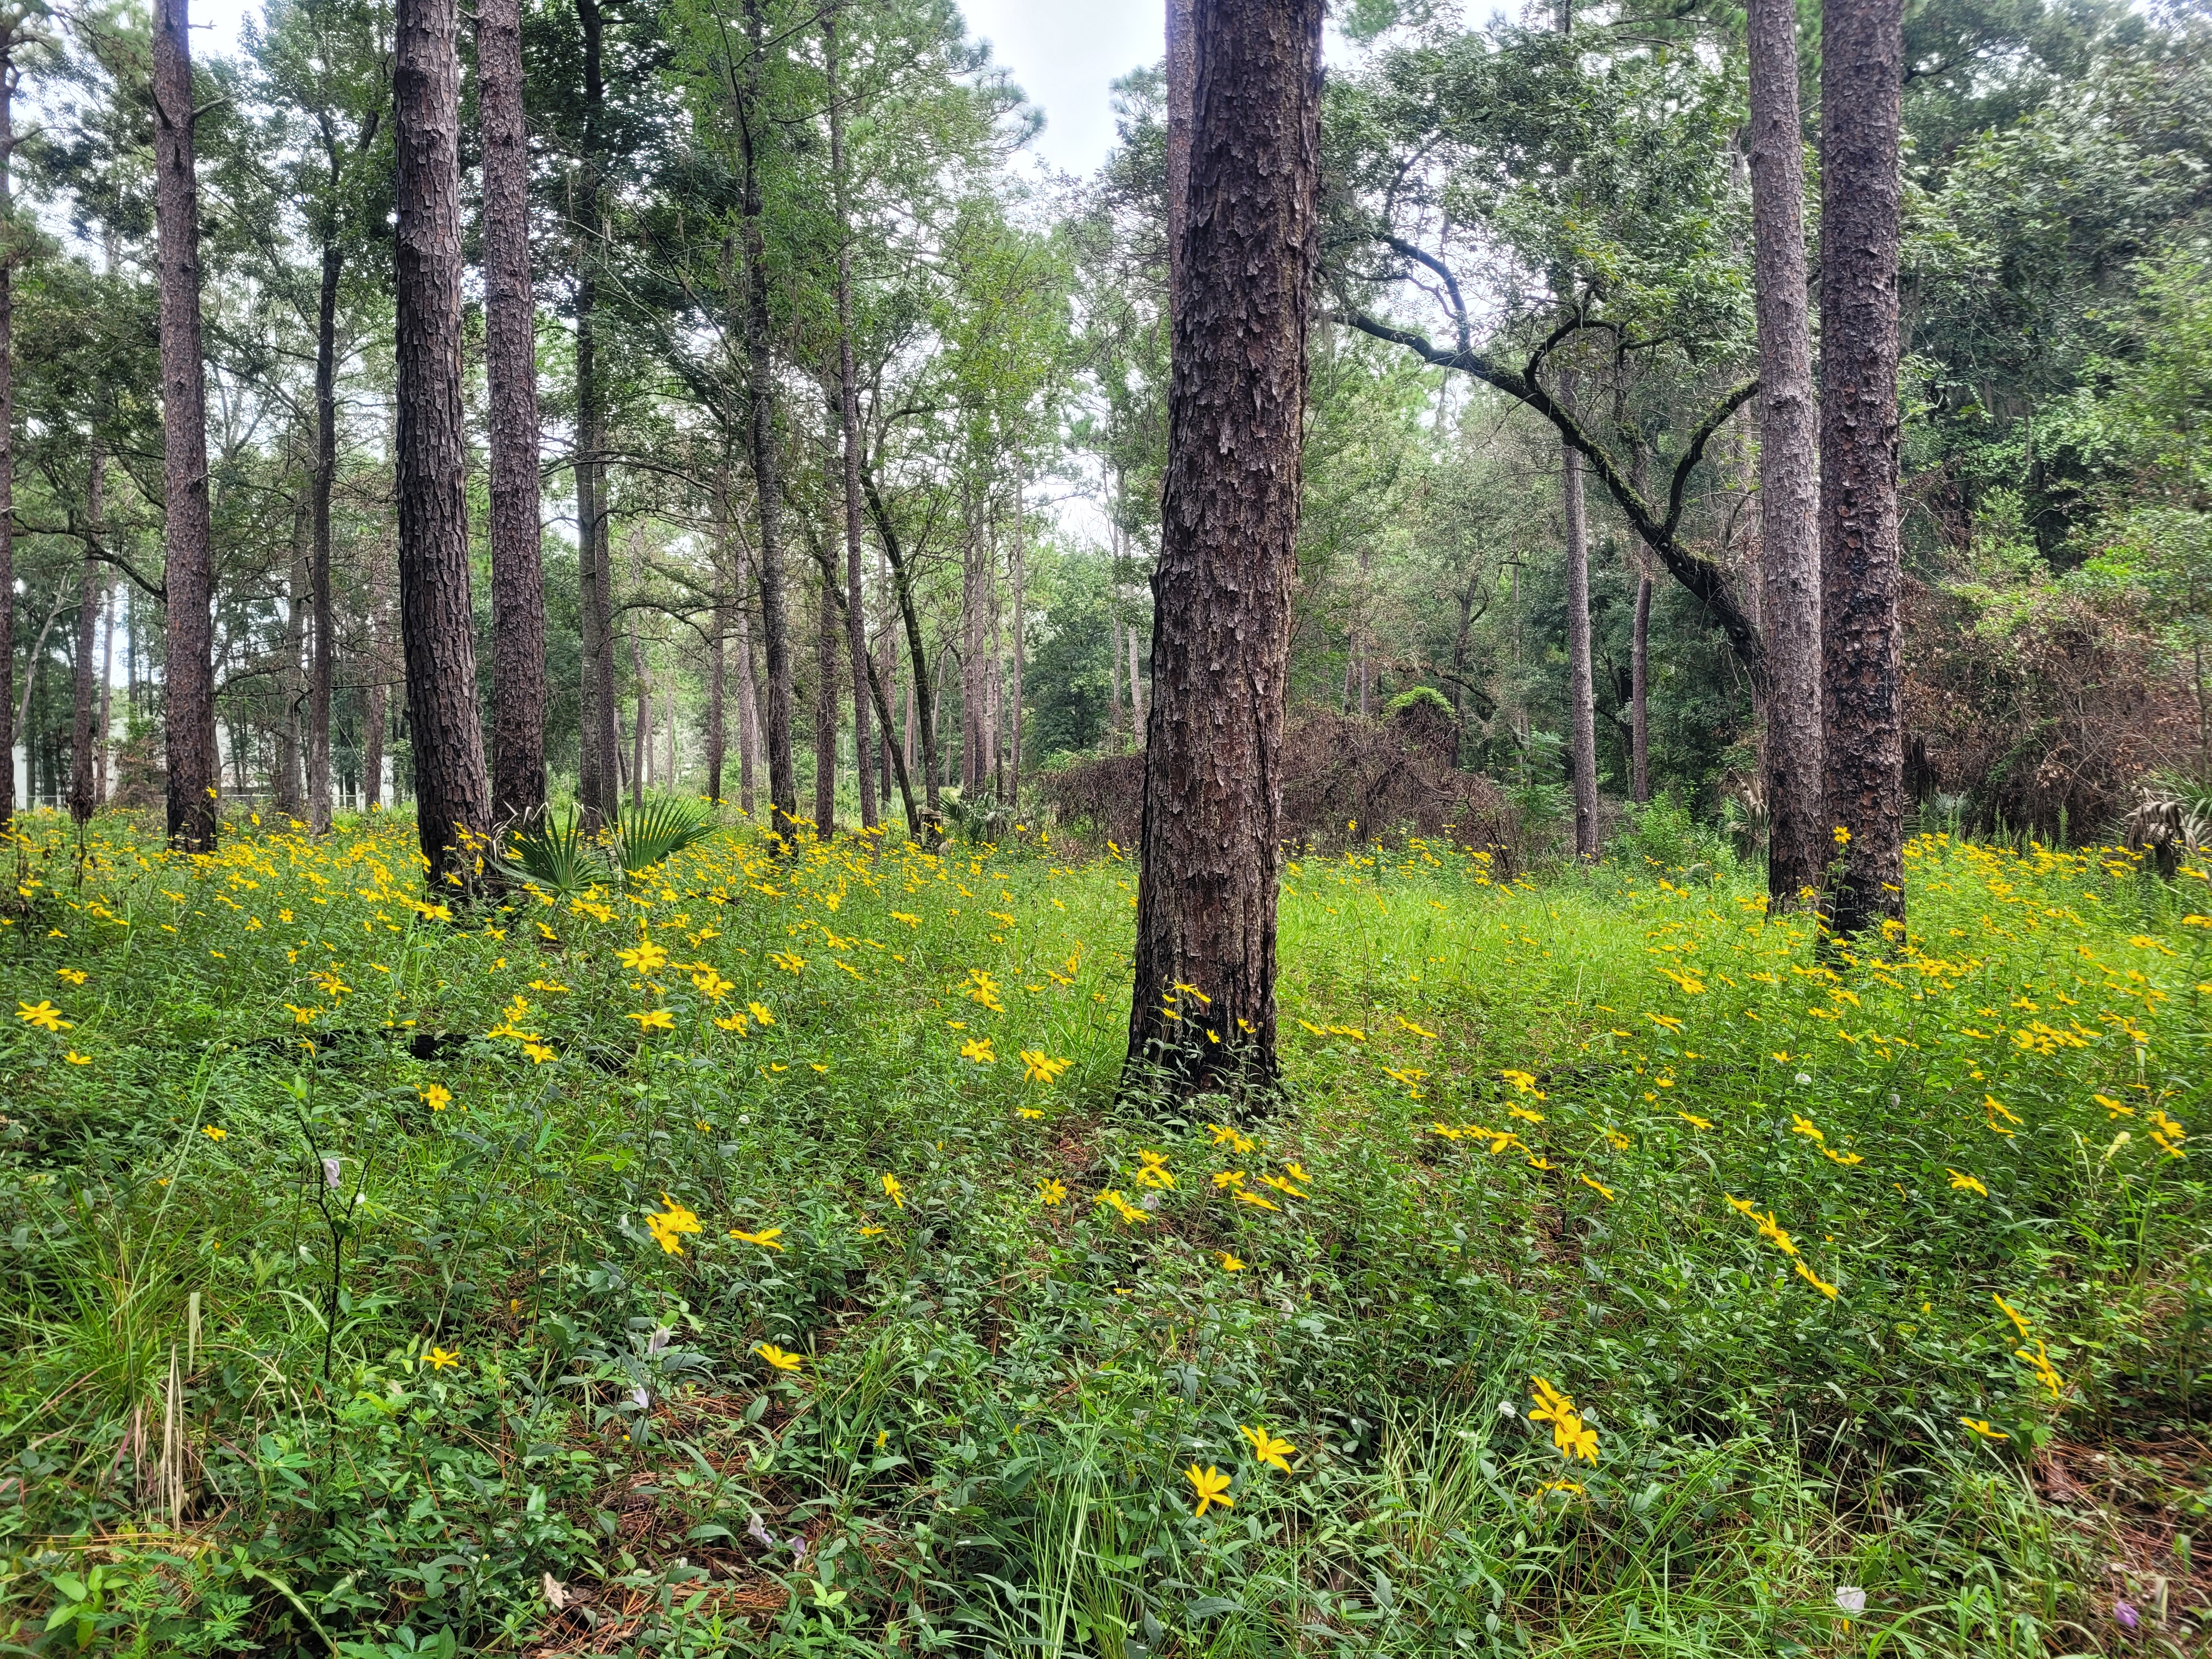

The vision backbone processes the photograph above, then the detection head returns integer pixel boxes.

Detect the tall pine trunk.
[1128,0,1321,1098]
[480,0,548,827]
[1819,0,1906,936]
[573,0,619,828]
[1750,0,1825,907]
[153,0,219,850]
[394,0,492,885]
[69,436,103,825]
[307,234,340,833]
[825,14,877,833]
[740,0,797,839]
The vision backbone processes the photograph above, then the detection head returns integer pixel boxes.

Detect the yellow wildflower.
[645,1195,702,1255]
[1185,1464,1233,1516]
[1239,1425,1296,1474]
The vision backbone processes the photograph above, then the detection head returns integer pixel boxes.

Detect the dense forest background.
[3,0,2208,852]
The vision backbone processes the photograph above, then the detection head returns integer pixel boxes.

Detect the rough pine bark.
[1819,0,1907,936]
[1165,0,1195,308]
[393,0,492,887]
[69,439,102,825]
[740,0,797,839]
[1127,0,1322,1098]
[1749,0,1825,907]
[153,0,219,850]
[479,0,547,827]
[825,14,876,833]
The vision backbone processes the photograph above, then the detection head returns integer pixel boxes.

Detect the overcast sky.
[188,0,1165,179]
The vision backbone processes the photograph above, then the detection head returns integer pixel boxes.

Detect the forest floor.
[0,806,2208,1657]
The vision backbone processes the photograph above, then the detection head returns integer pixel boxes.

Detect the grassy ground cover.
[0,806,2207,1657]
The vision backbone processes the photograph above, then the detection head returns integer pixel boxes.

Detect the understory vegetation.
[1,806,2206,1656]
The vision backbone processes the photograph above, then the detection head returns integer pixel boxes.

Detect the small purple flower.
[323,1156,343,1189]
[2115,1599,2140,1632]
[791,1536,808,1562]
[747,1514,778,1551]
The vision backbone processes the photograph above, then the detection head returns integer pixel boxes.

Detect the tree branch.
[1336,307,1765,685]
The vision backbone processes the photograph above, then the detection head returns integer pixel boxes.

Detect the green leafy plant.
[613,796,721,879]
[490,809,614,895]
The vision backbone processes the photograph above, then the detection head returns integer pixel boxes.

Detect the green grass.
[0,806,2207,1657]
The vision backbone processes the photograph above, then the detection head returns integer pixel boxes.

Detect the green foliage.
[490,809,614,896]
[614,795,721,879]
[9,811,2201,1652]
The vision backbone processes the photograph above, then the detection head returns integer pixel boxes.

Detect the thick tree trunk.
[394,0,492,886]
[1631,560,1652,805]
[1128,0,1321,1098]
[69,438,103,825]
[1562,386,1599,859]
[1750,0,1825,907]
[153,0,219,850]
[1819,0,1906,936]
[825,14,877,833]
[740,0,797,839]
[1165,0,1195,312]
[307,233,340,834]
[480,0,547,827]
